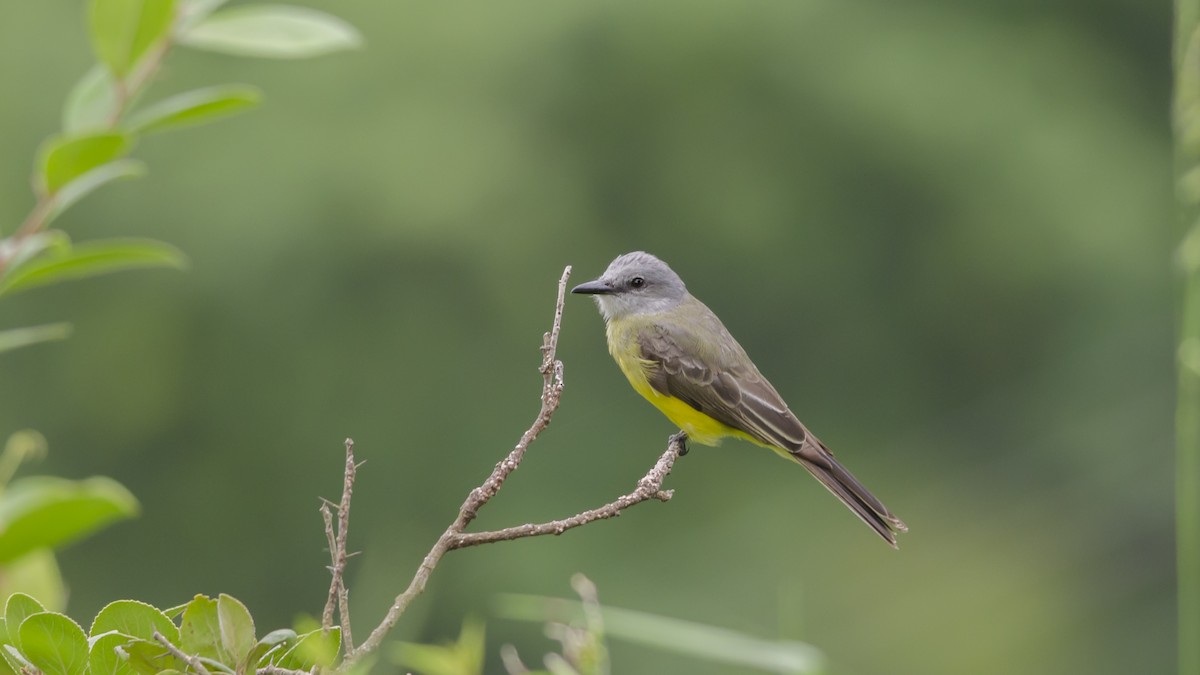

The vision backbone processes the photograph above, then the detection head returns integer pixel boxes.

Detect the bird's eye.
[630,276,645,288]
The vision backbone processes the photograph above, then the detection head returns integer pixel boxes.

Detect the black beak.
[571,279,615,295]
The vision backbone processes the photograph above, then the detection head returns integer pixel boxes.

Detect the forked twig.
[334,266,684,669]
[321,439,357,650]
[448,433,685,549]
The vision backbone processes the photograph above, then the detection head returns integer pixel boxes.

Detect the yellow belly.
[609,330,748,446]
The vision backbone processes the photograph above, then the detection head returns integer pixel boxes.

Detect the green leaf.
[47,159,146,224]
[0,324,73,355]
[122,638,182,675]
[17,612,88,675]
[126,85,261,135]
[0,237,186,298]
[90,0,177,78]
[274,627,339,670]
[179,5,362,58]
[37,132,132,196]
[216,594,255,666]
[241,624,292,667]
[4,593,46,648]
[248,628,295,667]
[87,632,132,675]
[179,596,224,663]
[90,601,178,643]
[63,65,119,133]
[0,476,140,564]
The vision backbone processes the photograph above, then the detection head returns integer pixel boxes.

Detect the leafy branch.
[0,0,361,353]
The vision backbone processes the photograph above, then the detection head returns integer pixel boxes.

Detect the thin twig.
[335,439,356,650]
[153,631,212,675]
[448,434,685,549]
[320,439,356,650]
[320,501,338,629]
[255,668,311,675]
[343,266,572,666]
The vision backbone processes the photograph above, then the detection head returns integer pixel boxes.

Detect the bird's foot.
[670,431,689,456]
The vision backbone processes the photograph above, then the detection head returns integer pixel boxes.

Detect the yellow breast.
[605,319,743,446]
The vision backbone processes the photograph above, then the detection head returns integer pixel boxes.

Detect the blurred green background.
[0,0,1176,673]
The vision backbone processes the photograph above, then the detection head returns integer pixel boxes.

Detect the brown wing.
[636,305,809,451]
[637,300,908,546]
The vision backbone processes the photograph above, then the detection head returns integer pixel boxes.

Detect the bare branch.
[320,501,337,628]
[448,434,685,549]
[153,631,212,675]
[339,266,685,669]
[344,266,572,665]
[337,440,356,649]
[322,439,357,650]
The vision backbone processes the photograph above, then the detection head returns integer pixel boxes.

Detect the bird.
[571,251,907,547]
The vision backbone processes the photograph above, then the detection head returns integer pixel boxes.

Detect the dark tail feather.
[793,442,907,548]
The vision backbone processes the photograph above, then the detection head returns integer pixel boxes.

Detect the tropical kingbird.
[572,251,907,547]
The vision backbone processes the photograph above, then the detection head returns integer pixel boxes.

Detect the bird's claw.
[671,431,689,456]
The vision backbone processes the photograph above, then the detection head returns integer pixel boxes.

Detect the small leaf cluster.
[0,0,360,354]
[0,593,339,675]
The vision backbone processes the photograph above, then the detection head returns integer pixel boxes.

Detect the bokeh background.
[0,0,1175,673]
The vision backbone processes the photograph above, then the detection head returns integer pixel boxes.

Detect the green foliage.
[216,594,255,668]
[62,66,118,133]
[0,476,139,565]
[0,238,187,298]
[495,575,823,675]
[177,596,224,663]
[273,619,339,670]
[126,85,261,136]
[18,613,89,675]
[0,438,138,610]
[178,5,363,58]
[91,601,179,644]
[89,0,176,78]
[0,2,365,673]
[391,616,486,675]
[1,0,360,354]
[0,0,357,638]
[36,133,133,197]
[0,594,337,675]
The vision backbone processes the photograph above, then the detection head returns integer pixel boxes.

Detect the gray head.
[571,251,689,321]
